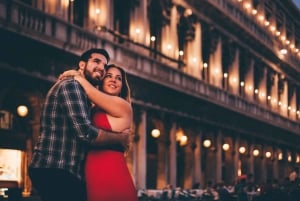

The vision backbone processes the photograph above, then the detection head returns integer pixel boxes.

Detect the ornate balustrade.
[0,0,299,134]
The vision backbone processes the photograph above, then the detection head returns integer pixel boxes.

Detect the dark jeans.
[29,167,86,201]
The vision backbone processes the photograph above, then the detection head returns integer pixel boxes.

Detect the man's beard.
[84,71,101,86]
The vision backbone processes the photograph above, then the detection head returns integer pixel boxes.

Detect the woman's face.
[101,67,122,96]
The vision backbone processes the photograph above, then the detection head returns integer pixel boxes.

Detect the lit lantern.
[151,129,160,138]
[17,105,28,117]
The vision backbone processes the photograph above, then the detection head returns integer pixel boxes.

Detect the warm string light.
[88,1,300,119]
[234,0,300,59]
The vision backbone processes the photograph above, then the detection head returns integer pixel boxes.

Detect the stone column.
[273,148,279,180]
[215,130,222,183]
[185,22,202,79]
[245,59,254,101]
[129,0,150,53]
[279,77,288,117]
[232,136,240,182]
[248,143,254,176]
[161,4,179,65]
[133,109,147,190]
[270,73,279,110]
[193,133,203,187]
[289,85,297,120]
[258,67,267,105]
[205,131,217,184]
[156,120,169,189]
[168,122,177,188]
[260,147,266,183]
[228,47,240,95]
[183,140,194,189]
[209,35,222,88]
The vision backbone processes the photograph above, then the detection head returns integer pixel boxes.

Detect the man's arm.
[92,129,130,150]
[60,79,130,150]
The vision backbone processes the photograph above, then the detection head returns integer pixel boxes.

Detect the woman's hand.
[58,69,82,80]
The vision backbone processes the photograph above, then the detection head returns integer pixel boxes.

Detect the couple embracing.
[29,48,139,201]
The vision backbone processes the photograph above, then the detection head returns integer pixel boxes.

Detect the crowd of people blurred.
[138,167,300,201]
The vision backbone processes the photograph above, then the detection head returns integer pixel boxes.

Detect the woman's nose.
[111,77,117,82]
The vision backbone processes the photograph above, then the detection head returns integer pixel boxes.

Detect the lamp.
[176,128,184,141]
[239,146,246,154]
[265,151,272,158]
[222,143,230,151]
[17,105,28,117]
[151,129,160,138]
[179,135,188,146]
[278,152,283,160]
[253,149,260,157]
[203,139,211,148]
[288,154,292,162]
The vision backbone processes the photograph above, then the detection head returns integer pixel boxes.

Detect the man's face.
[83,53,108,85]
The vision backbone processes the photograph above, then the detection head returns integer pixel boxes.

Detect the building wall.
[0,0,300,193]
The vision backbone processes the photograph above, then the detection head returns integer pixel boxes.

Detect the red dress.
[85,110,138,201]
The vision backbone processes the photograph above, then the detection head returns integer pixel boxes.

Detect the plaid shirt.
[30,78,99,180]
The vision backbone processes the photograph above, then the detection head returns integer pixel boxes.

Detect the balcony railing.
[0,0,299,135]
[208,0,300,70]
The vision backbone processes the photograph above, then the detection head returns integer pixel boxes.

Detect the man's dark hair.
[79,48,110,63]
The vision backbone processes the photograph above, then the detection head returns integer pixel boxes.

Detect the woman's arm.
[75,75,132,118]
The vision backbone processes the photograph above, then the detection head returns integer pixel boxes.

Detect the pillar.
[273,148,279,180]
[248,143,254,176]
[185,22,202,79]
[232,136,240,182]
[183,139,194,189]
[161,4,179,66]
[270,73,279,110]
[169,122,177,188]
[193,133,203,187]
[209,36,222,88]
[156,120,169,189]
[260,147,266,183]
[279,77,288,117]
[228,48,240,95]
[289,85,297,120]
[129,0,150,53]
[133,109,147,189]
[215,130,222,183]
[258,67,267,105]
[245,59,254,101]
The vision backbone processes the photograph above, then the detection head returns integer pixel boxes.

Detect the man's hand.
[93,128,132,151]
[58,69,81,80]
[118,133,130,152]
[120,128,131,135]
[119,128,132,151]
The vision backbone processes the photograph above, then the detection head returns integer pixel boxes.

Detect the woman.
[61,64,138,201]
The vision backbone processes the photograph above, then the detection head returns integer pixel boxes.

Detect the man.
[29,48,130,201]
